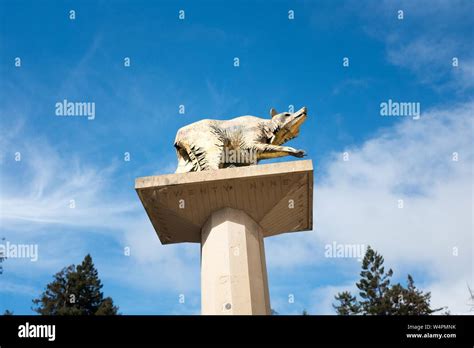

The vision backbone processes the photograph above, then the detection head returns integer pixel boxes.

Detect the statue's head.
[269,107,307,145]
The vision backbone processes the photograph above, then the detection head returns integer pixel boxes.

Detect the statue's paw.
[294,149,306,158]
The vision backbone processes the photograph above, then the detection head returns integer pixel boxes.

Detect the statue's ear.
[270,108,278,117]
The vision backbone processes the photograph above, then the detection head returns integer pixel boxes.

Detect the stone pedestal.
[201,207,270,315]
[135,160,313,315]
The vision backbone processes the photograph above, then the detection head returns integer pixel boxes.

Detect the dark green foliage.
[334,291,361,315]
[333,246,443,315]
[33,254,118,315]
[95,297,118,315]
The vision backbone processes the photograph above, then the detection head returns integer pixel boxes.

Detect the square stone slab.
[135,160,313,244]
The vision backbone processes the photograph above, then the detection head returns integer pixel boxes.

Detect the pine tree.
[357,246,393,315]
[333,246,442,315]
[32,265,74,315]
[333,291,360,315]
[33,254,118,315]
[95,297,118,315]
[385,275,442,315]
[68,254,104,314]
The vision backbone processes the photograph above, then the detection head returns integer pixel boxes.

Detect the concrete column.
[201,207,271,315]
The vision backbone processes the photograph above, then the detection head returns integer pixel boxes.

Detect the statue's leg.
[252,144,306,160]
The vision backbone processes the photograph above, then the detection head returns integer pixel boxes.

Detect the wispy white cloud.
[354,0,474,91]
[0,136,137,229]
[387,38,474,91]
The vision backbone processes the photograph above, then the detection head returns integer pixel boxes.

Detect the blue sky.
[0,0,473,314]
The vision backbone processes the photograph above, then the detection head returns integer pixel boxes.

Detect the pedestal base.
[135,160,313,245]
[201,207,271,315]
